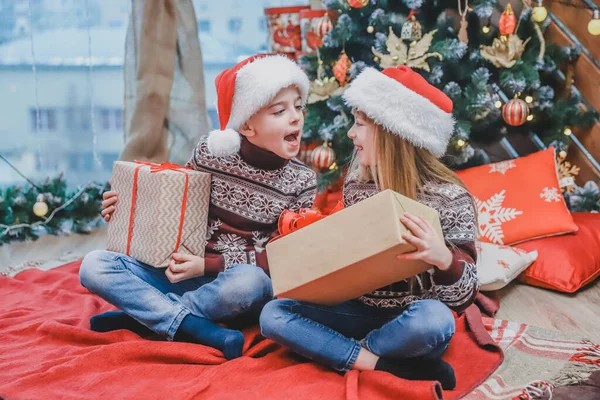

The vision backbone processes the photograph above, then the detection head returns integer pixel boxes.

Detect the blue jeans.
[79,250,273,340]
[259,298,455,372]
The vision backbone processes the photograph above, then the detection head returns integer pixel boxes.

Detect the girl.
[259,66,479,390]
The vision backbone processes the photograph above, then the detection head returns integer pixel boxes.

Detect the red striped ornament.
[310,143,336,169]
[311,13,333,38]
[502,98,529,126]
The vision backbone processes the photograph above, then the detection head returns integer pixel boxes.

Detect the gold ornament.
[482,25,490,34]
[457,0,469,45]
[557,154,580,193]
[564,127,573,136]
[559,150,567,159]
[367,25,374,33]
[308,76,343,104]
[480,34,531,68]
[372,27,442,71]
[401,15,422,41]
[309,54,344,103]
[373,56,379,62]
[33,194,48,217]
[532,1,548,23]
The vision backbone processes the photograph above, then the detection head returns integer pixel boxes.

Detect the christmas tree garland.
[0,176,108,245]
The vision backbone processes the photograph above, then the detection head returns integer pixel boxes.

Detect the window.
[2,1,279,189]
[35,152,59,172]
[228,18,242,34]
[30,108,57,131]
[65,107,89,131]
[197,1,208,12]
[101,153,119,171]
[68,152,96,172]
[198,19,211,33]
[99,108,123,132]
[207,108,219,130]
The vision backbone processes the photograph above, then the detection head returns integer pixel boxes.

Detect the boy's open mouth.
[284,132,300,143]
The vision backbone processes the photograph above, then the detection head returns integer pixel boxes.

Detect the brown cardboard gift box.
[266,189,443,305]
[106,161,211,268]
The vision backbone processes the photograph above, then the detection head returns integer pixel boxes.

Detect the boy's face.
[239,86,304,160]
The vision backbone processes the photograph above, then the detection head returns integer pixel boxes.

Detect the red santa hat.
[207,54,310,157]
[342,66,455,157]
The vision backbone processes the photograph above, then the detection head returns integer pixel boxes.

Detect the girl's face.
[347,110,376,166]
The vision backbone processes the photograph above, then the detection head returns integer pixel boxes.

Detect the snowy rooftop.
[0,27,256,66]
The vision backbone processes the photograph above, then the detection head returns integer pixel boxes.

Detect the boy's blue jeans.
[259,298,455,372]
[79,250,273,340]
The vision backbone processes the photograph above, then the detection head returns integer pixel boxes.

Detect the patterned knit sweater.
[343,174,479,312]
[186,137,316,276]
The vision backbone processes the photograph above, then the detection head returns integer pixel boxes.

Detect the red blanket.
[0,261,502,400]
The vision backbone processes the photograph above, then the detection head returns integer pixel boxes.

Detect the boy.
[79,54,316,360]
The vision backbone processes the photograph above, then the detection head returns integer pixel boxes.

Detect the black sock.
[375,357,456,390]
[174,314,245,360]
[90,311,153,337]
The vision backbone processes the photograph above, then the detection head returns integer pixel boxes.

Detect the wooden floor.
[2,228,600,343]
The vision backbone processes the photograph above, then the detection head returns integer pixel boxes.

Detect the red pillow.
[457,148,577,245]
[515,212,600,293]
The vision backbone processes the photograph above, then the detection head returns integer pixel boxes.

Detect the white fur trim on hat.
[343,68,455,157]
[206,128,241,158]
[227,55,310,132]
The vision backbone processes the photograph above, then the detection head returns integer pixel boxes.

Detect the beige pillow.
[476,242,538,291]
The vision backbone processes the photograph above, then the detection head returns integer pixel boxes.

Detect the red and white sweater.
[187,137,316,276]
[343,174,479,312]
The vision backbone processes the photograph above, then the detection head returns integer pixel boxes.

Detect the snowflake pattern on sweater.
[187,137,317,275]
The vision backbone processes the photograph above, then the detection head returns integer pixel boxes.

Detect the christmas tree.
[298,0,597,191]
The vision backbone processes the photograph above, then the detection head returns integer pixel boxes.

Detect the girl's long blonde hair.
[349,111,476,293]
[349,111,470,200]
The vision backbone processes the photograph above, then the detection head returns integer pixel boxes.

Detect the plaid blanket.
[468,317,600,399]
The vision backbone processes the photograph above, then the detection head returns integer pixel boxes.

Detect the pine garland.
[0,176,108,244]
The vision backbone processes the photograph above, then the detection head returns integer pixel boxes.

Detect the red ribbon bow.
[126,161,192,257]
[277,208,326,237]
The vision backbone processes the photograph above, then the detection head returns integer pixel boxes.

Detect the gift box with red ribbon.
[106,161,211,268]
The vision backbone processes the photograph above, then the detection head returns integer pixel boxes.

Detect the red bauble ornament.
[348,0,369,8]
[499,4,517,36]
[311,143,336,169]
[502,98,529,126]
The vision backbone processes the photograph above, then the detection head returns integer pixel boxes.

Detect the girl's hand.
[396,212,453,271]
[101,191,118,222]
[166,253,205,283]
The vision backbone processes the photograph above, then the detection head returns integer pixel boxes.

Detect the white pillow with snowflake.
[476,242,538,291]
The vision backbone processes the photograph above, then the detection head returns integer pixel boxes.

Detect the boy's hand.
[166,253,205,283]
[396,212,453,271]
[101,191,118,222]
